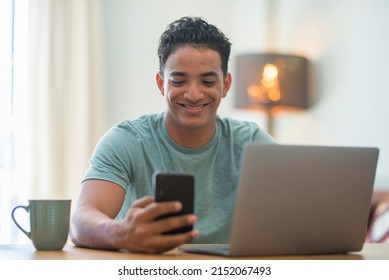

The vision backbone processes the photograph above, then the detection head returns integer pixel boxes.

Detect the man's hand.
[112,196,199,254]
[70,180,199,254]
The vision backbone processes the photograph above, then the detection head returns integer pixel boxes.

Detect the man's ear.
[156,72,164,96]
[222,73,232,97]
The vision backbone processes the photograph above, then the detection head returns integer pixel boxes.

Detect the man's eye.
[171,80,185,86]
[203,80,216,86]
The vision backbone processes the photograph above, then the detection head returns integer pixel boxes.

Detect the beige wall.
[101,0,389,189]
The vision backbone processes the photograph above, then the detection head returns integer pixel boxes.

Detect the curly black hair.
[158,16,231,77]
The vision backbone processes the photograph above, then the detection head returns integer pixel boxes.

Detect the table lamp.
[234,53,309,135]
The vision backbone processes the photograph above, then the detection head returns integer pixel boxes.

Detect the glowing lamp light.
[235,53,309,135]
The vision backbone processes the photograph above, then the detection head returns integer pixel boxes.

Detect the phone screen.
[153,172,194,234]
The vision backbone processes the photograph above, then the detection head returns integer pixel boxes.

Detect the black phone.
[153,172,194,234]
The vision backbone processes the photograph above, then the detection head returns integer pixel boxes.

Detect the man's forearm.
[70,206,119,250]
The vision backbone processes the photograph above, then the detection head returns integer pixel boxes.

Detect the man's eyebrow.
[169,71,186,77]
[168,71,219,78]
[200,71,218,78]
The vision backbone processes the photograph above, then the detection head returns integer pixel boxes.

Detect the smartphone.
[153,172,194,234]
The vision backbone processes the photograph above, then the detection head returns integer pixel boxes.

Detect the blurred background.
[1,0,388,244]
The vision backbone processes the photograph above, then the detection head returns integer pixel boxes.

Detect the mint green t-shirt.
[83,112,274,243]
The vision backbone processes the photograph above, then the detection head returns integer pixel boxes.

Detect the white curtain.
[28,0,105,201]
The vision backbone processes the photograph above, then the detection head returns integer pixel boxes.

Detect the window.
[0,0,30,244]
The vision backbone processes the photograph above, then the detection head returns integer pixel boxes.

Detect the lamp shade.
[234,53,309,110]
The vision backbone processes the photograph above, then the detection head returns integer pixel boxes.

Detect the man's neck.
[165,120,216,149]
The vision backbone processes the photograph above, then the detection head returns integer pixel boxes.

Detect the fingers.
[120,196,199,254]
[124,197,184,232]
[134,202,196,237]
[141,201,196,236]
[134,229,200,254]
[144,230,199,253]
[121,214,199,254]
[154,213,197,235]
[130,199,183,224]
[140,212,199,253]
[131,195,154,208]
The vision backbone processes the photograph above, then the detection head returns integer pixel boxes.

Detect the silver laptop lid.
[229,144,379,256]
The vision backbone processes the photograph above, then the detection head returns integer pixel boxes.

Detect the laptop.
[179,144,379,256]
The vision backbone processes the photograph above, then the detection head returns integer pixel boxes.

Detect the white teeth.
[184,104,204,110]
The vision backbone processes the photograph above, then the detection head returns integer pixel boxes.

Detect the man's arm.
[69,179,199,254]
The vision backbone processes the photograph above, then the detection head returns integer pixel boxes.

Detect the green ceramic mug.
[11,199,71,250]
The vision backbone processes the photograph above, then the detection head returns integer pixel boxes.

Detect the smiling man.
[70,17,274,254]
[156,45,231,148]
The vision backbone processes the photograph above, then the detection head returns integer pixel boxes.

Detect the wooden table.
[1,243,388,260]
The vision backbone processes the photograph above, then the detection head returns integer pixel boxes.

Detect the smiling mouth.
[180,104,207,110]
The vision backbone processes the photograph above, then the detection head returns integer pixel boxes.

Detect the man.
[70,16,274,254]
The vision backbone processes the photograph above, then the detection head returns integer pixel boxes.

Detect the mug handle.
[11,205,31,239]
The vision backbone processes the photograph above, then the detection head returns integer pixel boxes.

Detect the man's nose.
[184,83,204,102]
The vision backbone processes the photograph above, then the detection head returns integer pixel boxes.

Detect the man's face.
[156,45,231,137]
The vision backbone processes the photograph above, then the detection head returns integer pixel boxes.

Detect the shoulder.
[107,113,163,139]
[216,116,275,143]
[115,113,163,133]
[95,113,164,151]
[217,116,257,131]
